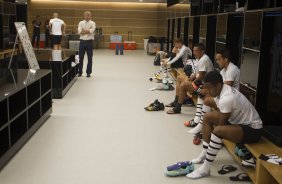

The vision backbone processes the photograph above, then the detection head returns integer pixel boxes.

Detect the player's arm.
[62,23,67,34]
[194,71,206,82]
[217,112,231,126]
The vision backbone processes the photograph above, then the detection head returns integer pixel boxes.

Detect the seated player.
[156,38,192,79]
[166,43,213,114]
[188,49,240,134]
[154,47,180,80]
[186,71,263,179]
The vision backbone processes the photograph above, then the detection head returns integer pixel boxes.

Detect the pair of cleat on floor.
[144,99,164,111]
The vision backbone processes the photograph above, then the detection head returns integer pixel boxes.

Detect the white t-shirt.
[167,45,192,65]
[216,84,263,129]
[196,54,214,78]
[220,62,240,90]
[49,18,64,35]
[78,20,96,40]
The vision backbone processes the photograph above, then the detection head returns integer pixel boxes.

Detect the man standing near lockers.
[77,11,96,78]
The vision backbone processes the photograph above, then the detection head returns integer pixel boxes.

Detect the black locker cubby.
[193,16,200,44]
[9,88,26,120]
[190,0,203,16]
[202,0,215,14]
[27,80,40,106]
[240,11,262,105]
[226,13,244,67]
[199,16,207,46]
[41,92,52,115]
[177,18,181,38]
[183,17,189,47]
[188,17,194,42]
[10,112,27,145]
[0,99,8,127]
[0,69,52,169]
[256,11,282,125]
[206,15,217,63]
[171,19,175,50]
[0,127,9,157]
[216,13,227,43]
[167,19,170,51]
[41,73,51,96]
[28,101,41,129]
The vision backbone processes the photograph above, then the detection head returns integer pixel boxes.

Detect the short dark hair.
[216,48,232,61]
[175,38,183,44]
[194,43,205,51]
[204,70,223,86]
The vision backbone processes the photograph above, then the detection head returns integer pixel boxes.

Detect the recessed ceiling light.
[139,0,143,2]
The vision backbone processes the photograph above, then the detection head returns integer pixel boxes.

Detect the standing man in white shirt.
[49,13,66,50]
[77,11,96,78]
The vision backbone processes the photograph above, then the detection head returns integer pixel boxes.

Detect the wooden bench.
[223,137,282,184]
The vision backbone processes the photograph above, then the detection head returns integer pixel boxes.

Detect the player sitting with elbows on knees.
[155,38,192,80]
[186,71,263,179]
[187,49,240,134]
[166,43,214,114]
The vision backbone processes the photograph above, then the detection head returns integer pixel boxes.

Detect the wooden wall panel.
[28,0,171,48]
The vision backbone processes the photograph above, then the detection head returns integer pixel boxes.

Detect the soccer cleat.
[144,99,165,111]
[154,73,162,81]
[165,161,194,177]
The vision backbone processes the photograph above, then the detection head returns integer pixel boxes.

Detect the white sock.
[163,67,168,78]
[187,134,222,179]
[156,66,164,75]
[191,141,208,164]
[188,123,203,134]
[193,98,203,123]
[188,105,211,134]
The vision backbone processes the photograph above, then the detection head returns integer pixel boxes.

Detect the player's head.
[174,38,183,49]
[203,70,223,97]
[53,13,58,18]
[193,43,205,59]
[84,11,92,21]
[216,49,231,69]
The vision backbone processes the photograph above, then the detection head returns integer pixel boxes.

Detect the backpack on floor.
[154,54,161,66]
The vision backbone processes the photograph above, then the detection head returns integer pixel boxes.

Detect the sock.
[156,66,163,75]
[193,98,203,124]
[188,105,211,134]
[174,102,182,112]
[163,67,168,78]
[191,141,208,164]
[173,96,179,104]
[187,134,222,179]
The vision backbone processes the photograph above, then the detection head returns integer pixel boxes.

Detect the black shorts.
[52,35,62,45]
[240,125,262,144]
[171,59,184,68]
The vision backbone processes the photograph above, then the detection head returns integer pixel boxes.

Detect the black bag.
[148,36,157,43]
[184,65,193,77]
[154,54,161,66]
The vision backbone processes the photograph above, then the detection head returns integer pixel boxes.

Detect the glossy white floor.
[0,49,251,184]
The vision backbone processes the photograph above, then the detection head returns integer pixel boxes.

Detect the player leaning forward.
[186,70,263,179]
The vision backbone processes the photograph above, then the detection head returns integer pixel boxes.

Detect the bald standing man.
[78,11,96,78]
[49,13,66,50]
